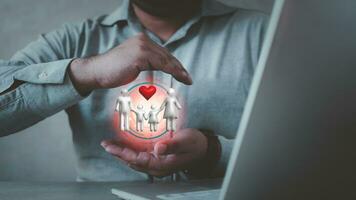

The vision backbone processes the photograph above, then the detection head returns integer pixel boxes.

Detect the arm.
[0,23,85,136]
[115,99,120,112]
[129,101,132,112]
[0,25,192,137]
[175,98,182,110]
[131,107,137,114]
[159,100,166,112]
[143,112,148,120]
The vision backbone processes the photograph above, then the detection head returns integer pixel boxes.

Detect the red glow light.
[112,82,185,152]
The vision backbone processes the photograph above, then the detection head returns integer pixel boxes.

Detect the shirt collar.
[100,0,237,26]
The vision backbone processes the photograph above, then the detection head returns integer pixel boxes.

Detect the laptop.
[112,0,356,199]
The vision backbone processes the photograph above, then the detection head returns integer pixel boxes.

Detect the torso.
[163,97,179,119]
[65,9,267,181]
[148,110,160,123]
[118,97,131,114]
[136,111,145,122]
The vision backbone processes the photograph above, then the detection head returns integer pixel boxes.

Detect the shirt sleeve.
[216,135,234,175]
[0,23,85,136]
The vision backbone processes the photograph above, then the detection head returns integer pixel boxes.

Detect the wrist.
[68,58,98,96]
[200,131,209,159]
[200,130,221,173]
[185,129,221,178]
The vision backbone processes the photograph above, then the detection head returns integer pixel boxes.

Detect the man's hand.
[101,128,208,177]
[69,33,192,95]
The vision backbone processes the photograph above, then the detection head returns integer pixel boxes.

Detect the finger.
[147,154,194,172]
[128,163,147,173]
[154,133,195,155]
[120,147,139,163]
[135,152,151,168]
[148,53,192,85]
[129,164,172,177]
[127,152,173,177]
[154,141,182,155]
[136,34,192,85]
[168,56,193,84]
[101,139,123,156]
[169,55,187,73]
[141,40,192,85]
[101,140,138,163]
[129,155,176,177]
[100,139,116,149]
[154,143,168,155]
[131,152,194,174]
[101,140,179,175]
[149,43,187,73]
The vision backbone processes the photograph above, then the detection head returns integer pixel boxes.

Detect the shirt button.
[38,72,48,79]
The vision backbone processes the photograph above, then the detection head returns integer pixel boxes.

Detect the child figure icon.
[146,105,162,132]
[131,104,146,132]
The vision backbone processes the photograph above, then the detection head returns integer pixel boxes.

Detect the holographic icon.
[115,86,181,133]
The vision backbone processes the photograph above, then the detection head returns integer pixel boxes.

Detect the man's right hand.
[69,33,192,95]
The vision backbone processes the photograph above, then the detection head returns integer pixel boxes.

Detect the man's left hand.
[101,128,208,177]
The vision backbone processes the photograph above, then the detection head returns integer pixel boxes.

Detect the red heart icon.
[139,85,156,100]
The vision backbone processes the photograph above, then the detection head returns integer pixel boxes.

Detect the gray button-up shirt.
[0,0,268,181]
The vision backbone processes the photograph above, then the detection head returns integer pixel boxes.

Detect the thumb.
[153,142,168,155]
[154,138,185,156]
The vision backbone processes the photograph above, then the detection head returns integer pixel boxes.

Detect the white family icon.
[115,88,182,132]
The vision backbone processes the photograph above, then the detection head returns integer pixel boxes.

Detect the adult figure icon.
[160,88,182,132]
[115,89,131,131]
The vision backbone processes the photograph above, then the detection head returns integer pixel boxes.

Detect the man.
[0,0,267,181]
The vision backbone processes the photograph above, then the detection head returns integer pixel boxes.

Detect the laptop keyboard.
[156,189,221,200]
